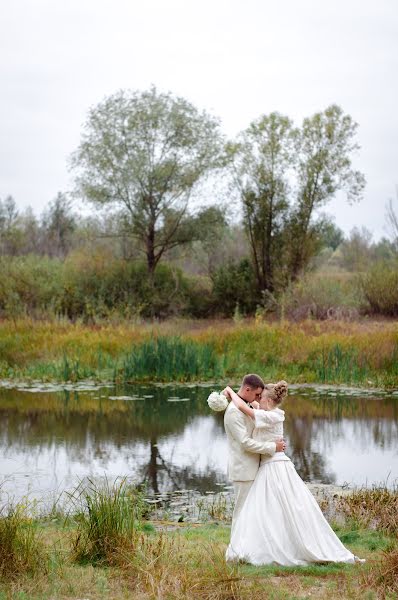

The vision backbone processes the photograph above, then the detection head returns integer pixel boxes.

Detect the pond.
[0,382,397,506]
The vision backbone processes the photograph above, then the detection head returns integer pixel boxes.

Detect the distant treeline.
[0,204,397,321]
[1,87,398,320]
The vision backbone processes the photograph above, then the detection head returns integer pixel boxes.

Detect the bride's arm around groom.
[222,374,285,528]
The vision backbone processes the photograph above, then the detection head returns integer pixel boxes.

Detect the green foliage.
[61,253,194,322]
[0,255,62,318]
[122,336,223,381]
[317,218,345,250]
[231,105,365,294]
[231,112,294,293]
[339,227,373,271]
[72,86,224,275]
[359,261,398,316]
[211,258,258,316]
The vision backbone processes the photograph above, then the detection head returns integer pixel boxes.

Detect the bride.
[224,382,362,566]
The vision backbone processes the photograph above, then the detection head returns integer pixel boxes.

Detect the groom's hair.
[242,373,265,389]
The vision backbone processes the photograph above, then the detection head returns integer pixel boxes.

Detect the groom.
[223,373,286,530]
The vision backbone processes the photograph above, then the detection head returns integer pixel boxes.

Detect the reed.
[122,336,223,382]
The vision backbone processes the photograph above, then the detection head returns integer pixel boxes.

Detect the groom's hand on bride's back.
[276,438,286,452]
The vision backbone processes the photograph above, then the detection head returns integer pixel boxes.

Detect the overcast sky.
[1,0,397,239]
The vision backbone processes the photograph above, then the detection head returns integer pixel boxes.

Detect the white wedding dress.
[226,407,357,566]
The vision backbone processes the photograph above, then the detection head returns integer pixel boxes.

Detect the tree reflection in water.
[0,385,397,500]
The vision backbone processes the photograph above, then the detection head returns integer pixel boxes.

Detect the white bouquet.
[207,391,229,412]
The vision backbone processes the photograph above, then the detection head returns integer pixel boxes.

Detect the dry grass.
[0,517,393,600]
[337,485,398,534]
[361,545,398,599]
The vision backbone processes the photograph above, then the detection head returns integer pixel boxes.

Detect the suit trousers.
[232,480,253,532]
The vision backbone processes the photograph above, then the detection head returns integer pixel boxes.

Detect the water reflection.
[0,385,397,503]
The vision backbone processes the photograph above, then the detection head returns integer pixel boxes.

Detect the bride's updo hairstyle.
[264,380,288,405]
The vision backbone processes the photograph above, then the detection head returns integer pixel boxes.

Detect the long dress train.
[226,407,357,566]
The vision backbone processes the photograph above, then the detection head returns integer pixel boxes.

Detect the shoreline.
[1,378,397,395]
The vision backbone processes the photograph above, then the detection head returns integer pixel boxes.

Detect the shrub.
[211,258,258,317]
[284,274,362,320]
[60,251,192,320]
[359,262,398,316]
[0,255,62,319]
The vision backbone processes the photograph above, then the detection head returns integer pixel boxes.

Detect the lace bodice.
[252,407,285,465]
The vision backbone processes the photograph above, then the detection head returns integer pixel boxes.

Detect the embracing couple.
[222,373,362,566]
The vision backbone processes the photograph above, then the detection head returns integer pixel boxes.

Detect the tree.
[288,105,365,279]
[385,186,398,252]
[230,113,295,293]
[41,192,76,257]
[233,106,365,297]
[0,195,20,256]
[71,87,224,277]
[316,217,345,251]
[339,227,373,271]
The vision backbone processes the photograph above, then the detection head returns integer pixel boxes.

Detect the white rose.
[207,391,229,412]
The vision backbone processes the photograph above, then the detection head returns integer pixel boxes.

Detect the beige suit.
[224,402,276,528]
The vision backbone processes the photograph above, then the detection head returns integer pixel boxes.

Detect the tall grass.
[67,477,145,566]
[337,484,398,534]
[362,545,398,598]
[0,318,398,386]
[313,345,370,383]
[122,336,223,382]
[0,502,47,580]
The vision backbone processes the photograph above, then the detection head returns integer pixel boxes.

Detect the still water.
[0,382,397,505]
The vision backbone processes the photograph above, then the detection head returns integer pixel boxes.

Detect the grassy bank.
[0,318,398,387]
[0,480,397,599]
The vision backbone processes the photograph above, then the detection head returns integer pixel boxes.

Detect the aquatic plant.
[122,336,223,382]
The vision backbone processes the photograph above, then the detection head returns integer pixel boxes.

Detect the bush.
[0,255,62,319]
[211,258,258,317]
[60,251,192,320]
[284,274,362,320]
[183,275,214,318]
[359,262,398,316]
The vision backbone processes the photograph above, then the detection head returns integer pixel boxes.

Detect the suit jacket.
[224,402,276,481]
